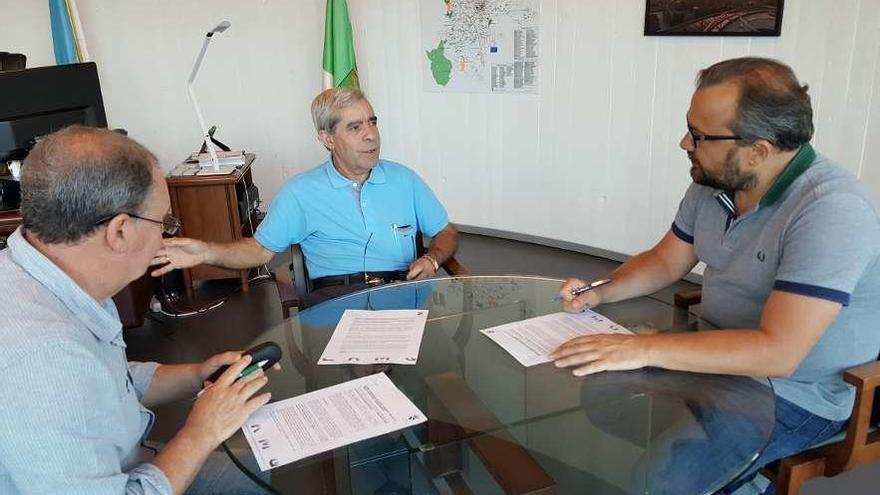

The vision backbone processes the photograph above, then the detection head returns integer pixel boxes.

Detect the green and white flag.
[322,0,359,90]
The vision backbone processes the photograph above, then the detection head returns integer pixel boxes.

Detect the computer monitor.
[0,62,107,162]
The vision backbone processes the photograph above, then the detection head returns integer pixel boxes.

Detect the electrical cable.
[156,272,275,318]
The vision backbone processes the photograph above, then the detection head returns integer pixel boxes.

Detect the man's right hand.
[182,355,272,449]
[151,237,211,276]
[559,278,603,313]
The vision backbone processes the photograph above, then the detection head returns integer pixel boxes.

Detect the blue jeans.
[722,396,847,494]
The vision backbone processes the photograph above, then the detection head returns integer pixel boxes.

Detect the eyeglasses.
[95,212,181,236]
[687,125,742,147]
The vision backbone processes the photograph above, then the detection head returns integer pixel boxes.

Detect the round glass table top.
[224,276,775,495]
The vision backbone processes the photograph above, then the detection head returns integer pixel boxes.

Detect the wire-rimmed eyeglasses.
[95,212,181,236]
[687,125,742,147]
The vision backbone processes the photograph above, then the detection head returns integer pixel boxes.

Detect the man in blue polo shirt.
[553,57,880,493]
[154,87,458,302]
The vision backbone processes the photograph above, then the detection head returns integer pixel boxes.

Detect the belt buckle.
[364,274,385,286]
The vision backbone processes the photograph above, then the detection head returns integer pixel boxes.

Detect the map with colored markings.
[421,0,539,93]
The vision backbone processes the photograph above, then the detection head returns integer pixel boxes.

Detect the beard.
[689,147,757,191]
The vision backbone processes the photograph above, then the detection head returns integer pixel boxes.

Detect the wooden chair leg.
[673,287,702,308]
[775,453,827,495]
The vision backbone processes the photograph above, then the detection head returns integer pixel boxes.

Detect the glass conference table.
[224,276,775,495]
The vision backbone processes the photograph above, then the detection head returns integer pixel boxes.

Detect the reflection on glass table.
[223,276,775,495]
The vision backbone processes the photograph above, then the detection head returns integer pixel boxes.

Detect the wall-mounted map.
[421,0,540,94]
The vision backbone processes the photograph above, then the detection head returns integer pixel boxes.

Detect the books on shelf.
[189,150,246,167]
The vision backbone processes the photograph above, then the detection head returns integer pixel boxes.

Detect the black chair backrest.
[0,52,26,71]
[289,243,310,298]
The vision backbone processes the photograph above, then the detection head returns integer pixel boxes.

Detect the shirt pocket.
[391,223,417,262]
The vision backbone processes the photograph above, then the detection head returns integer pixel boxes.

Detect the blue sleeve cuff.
[671,222,694,244]
[774,280,850,306]
[128,361,161,401]
[129,463,174,495]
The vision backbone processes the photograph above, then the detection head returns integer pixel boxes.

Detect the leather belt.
[311,270,409,291]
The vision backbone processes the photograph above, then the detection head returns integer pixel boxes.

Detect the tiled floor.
[124,232,878,494]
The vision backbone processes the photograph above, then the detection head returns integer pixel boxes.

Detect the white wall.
[352,0,880,255]
[73,0,329,204]
[3,0,879,257]
[1,1,54,67]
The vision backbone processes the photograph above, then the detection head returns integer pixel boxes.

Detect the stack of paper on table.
[480,310,633,367]
[242,373,426,471]
[318,309,429,365]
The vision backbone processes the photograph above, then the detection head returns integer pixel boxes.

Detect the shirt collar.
[713,190,737,217]
[760,142,816,207]
[323,158,387,189]
[713,143,816,217]
[7,228,124,344]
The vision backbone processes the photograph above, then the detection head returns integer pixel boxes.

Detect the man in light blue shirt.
[0,126,272,494]
[154,87,458,302]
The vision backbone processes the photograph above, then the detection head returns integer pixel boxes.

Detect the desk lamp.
[187,20,231,171]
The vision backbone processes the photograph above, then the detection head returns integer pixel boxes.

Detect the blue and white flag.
[48,0,90,64]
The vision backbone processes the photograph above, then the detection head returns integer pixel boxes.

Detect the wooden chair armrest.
[825,359,880,474]
[673,287,702,308]
[441,255,470,276]
[843,360,880,389]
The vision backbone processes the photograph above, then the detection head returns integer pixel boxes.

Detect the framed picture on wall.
[644,0,784,36]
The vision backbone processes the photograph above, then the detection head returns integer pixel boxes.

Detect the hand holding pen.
[187,355,272,448]
[555,278,612,311]
[197,342,283,398]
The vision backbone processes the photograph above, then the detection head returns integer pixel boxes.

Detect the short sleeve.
[774,193,880,305]
[411,172,449,237]
[128,361,160,402]
[254,185,309,253]
[671,183,702,244]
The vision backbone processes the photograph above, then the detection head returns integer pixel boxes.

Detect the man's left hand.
[406,257,437,280]
[197,351,243,384]
[550,333,651,376]
[197,351,281,385]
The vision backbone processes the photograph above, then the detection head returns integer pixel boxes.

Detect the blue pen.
[553,278,612,302]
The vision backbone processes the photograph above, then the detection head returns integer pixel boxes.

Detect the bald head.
[21,126,157,244]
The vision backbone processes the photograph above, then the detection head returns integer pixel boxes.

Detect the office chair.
[275,230,469,318]
[673,289,880,494]
[0,52,26,72]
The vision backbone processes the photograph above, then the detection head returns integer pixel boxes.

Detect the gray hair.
[311,87,366,133]
[697,57,813,151]
[21,125,156,244]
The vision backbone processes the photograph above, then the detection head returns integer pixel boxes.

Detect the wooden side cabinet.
[167,154,258,296]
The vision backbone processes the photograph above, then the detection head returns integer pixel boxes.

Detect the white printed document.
[481,310,633,367]
[242,373,426,471]
[318,309,429,365]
